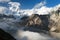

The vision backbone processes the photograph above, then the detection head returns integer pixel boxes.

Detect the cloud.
[33,4,60,15]
[14,1,47,16]
[8,2,20,12]
[0,0,59,18]
[34,6,52,15]
[7,1,60,17]
[19,1,51,15]
[18,0,51,16]
[32,0,52,15]
[0,6,7,14]
[34,1,46,9]
[52,4,60,11]
[20,9,34,16]
[18,7,51,16]
[0,0,10,2]
[21,2,60,16]
[6,1,49,16]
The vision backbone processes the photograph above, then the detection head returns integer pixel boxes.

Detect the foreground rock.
[0,28,16,40]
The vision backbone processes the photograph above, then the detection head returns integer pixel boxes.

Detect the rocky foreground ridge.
[0,29,16,40]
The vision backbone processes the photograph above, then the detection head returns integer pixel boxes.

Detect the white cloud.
[0,0,60,17]
[0,0,10,2]
[0,6,7,14]
[14,1,47,16]
[8,2,20,12]
[52,4,60,11]
[33,4,60,15]
[21,3,60,16]
[17,30,56,40]
[34,6,52,15]
[2,1,59,18]
[18,6,51,16]
[6,1,50,17]
[20,9,34,16]
[32,0,52,15]
[34,1,46,9]
[20,1,51,15]
[18,0,51,16]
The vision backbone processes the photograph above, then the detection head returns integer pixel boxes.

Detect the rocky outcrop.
[48,7,60,39]
[26,14,49,30]
[49,7,60,32]
[18,7,60,39]
[0,28,16,40]
[19,14,50,33]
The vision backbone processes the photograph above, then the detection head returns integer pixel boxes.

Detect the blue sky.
[11,0,60,9]
[0,0,60,9]
[46,0,60,7]
[11,0,43,9]
[0,0,60,16]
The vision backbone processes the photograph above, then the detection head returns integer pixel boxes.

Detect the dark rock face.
[26,14,49,31]
[0,29,16,40]
[19,14,50,33]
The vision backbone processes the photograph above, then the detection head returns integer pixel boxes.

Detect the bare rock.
[0,28,16,40]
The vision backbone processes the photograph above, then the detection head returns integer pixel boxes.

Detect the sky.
[0,0,60,16]
[0,0,60,9]
[11,0,60,9]
[11,0,43,9]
